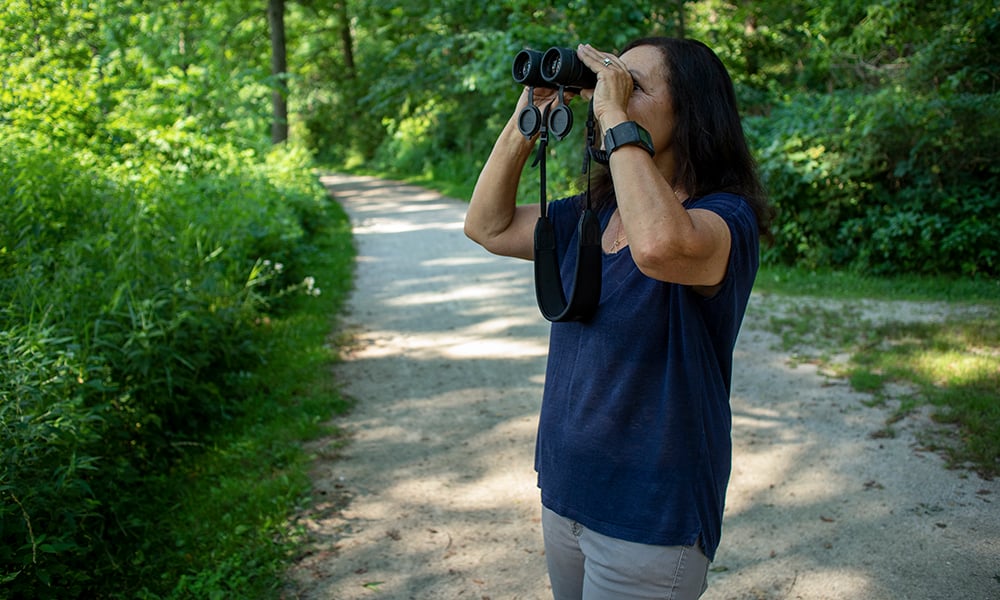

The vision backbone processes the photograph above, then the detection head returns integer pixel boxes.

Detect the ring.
[602,58,612,67]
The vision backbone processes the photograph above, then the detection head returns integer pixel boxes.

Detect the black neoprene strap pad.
[533,209,602,322]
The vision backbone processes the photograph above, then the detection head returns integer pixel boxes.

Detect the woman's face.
[618,45,676,175]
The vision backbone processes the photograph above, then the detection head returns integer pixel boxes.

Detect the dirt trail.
[283,174,999,600]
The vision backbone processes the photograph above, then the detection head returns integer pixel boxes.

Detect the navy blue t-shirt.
[535,192,759,562]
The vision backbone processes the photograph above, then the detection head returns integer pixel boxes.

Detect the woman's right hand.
[511,85,577,135]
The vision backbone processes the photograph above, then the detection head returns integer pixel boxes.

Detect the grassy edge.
[754,271,999,478]
[121,190,357,599]
[754,264,1000,305]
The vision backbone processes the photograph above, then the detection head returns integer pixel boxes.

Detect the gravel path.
[283,173,999,600]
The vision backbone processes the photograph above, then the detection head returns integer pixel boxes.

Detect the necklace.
[609,213,626,252]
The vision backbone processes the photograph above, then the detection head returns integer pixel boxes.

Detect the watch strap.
[603,121,655,157]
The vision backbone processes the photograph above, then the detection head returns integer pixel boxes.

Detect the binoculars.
[511,47,597,140]
[512,47,597,91]
[511,49,603,322]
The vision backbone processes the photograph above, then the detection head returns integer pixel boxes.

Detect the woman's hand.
[510,81,576,143]
[575,44,632,129]
[514,84,562,113]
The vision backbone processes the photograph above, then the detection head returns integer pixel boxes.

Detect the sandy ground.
[282,174,999,600]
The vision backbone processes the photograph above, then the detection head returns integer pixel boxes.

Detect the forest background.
[2,0,997,598]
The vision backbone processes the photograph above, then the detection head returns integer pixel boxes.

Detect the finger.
[575,43,603,71]
[576,43,619,72]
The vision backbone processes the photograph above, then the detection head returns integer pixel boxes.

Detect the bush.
[0,128,333,596]
[747,88,1000,277]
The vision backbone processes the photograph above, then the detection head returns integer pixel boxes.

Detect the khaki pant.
[542,506,710,600]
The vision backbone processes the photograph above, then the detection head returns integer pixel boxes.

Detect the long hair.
[587,37,773,241]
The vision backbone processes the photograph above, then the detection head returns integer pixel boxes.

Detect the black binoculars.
[512,47,596,140]
[512,47,597,91]
[512,50,603,322]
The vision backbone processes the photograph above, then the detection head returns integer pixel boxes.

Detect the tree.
[268,0,289,144]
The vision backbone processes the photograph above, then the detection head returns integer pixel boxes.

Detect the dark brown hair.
[587,37,773,241]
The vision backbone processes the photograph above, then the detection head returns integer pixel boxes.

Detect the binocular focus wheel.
[517,105,542,138]
[548,105,573,140]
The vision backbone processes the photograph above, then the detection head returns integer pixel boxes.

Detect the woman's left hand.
[575,43,632,127]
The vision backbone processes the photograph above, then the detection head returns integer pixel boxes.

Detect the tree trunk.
[676,0,686,38]
[337,2,356,78]
[268,0,289,144]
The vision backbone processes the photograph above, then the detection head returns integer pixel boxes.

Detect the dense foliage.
[298,0,998,277]
[2,1,340,596]
[2,0,997,597]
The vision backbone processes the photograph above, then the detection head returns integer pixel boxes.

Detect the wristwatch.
[603,121,655,157]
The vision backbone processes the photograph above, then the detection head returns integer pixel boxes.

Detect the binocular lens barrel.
[512,49,547,88]
[511,47,597,91]
[541,47,597,90]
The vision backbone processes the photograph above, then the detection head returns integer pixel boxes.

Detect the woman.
[465,37,773,599]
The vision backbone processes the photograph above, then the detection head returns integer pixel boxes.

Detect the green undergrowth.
[756,266,999,478]
[127,198,356,599]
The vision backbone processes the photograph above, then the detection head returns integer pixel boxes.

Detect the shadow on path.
[283,174,1000,600]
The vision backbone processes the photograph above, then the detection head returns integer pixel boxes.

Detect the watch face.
[638,126,653,147]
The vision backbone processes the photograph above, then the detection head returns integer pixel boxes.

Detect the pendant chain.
[609,211,626,252]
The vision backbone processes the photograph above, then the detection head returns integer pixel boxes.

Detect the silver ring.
[602,57,612,67]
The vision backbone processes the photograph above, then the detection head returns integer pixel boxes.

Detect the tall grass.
[1,128,351,596]
[127,203,355,598]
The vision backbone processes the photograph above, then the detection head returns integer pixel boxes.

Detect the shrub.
[747,88,1000,277]
[0,128,332,596]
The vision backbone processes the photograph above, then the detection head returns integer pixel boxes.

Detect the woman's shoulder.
[687,192,756,227]
[685,191,746,210]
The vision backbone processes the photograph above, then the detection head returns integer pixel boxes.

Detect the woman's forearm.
[464,114,538,260]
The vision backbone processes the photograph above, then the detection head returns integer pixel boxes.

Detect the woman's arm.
[464,88,558,261]
[576,43,732,289]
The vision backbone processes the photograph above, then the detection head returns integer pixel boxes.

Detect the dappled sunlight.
[422,256,499,268]
[705,555,885,599]
[341,322,548,361]
[387,283,530,307]
[731,399,786,431]
[298,174,1000,600]
[706,303,1000,599]
[384,416,541,512]
[462,314,542,337]
[446,337,549,359]
[792,570,881,598]
[288,176,551,598]
[351,218,462,235]
[393,202,461,213]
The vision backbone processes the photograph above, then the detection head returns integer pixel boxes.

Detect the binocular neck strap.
[532,101,603,323]
[531,105,551,218]
[586,101,610,167]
